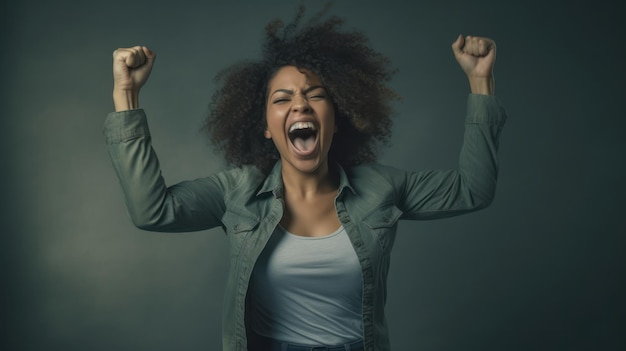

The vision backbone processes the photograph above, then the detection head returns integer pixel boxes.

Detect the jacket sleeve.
[398,94,507,220]
[103,109,228,232]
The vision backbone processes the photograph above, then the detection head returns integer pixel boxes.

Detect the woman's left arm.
[396,35,506,220]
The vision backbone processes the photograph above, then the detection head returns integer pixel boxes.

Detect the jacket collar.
[256,161,284,198]
[256,160,356,198]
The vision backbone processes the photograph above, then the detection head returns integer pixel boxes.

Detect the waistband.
[248,332,364,351]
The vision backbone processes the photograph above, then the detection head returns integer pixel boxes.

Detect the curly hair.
[205,4,399,173]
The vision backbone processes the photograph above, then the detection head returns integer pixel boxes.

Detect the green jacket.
[104,94,507,351]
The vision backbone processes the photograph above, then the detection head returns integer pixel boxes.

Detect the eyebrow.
[269,85,326,98]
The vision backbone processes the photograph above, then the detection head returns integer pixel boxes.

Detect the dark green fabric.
[104,94,506,351]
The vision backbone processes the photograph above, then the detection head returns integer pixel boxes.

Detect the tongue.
[293,135,315,152]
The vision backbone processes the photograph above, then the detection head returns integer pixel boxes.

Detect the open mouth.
[288,121,318,154]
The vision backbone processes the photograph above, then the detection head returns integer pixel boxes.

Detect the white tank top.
[248,225,363,345]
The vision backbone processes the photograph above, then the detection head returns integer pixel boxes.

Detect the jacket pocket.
[222,209,259,257]
[363,203,402,252]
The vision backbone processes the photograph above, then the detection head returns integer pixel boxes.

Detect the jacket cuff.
[465,94,507,126]
[103,109,151,144]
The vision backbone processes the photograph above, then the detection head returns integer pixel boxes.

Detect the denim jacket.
[104,94,506,351]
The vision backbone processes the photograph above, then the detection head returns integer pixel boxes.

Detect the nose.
[291,94,311,113]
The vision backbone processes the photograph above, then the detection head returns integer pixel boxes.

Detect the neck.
[281,161,338,198]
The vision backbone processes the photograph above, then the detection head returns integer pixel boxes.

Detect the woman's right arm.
[104,46,226,232]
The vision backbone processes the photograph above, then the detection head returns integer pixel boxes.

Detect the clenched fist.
[112,46,156,111]
[451,35,496,95]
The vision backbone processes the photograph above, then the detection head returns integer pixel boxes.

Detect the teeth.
[289,122,317,133]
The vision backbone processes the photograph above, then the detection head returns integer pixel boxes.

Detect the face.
[265,66,336,175]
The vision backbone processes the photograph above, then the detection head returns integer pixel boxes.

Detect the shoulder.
[210,164,266,194]
[347,163,407,186]
[344,163,408,200]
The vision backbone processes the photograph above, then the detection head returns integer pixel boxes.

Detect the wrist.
[468,76,495,95]
[113,88,140,112]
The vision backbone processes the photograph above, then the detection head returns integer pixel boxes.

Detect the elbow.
[132,220,157,231]
[129,214,157,231]
[469,182,497,211]
[127,207,166,231]
[461,173,497,211]
[474,193,495,211]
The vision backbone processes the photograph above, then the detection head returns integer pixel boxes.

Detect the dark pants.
[247,332,365,351]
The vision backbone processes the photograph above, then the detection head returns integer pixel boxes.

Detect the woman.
[104,7,506,351]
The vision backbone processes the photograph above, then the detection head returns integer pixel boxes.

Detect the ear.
[264,129,272,139]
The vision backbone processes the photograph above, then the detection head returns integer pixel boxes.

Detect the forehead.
[268,66,323,90]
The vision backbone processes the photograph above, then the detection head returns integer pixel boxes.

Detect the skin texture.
[110,35,497,236]
[112,46,156,112]
[204,14,401,173]
[264,66,341,236]
[112,36,495,110]
[264,67,336,180]
[452,35,496,95]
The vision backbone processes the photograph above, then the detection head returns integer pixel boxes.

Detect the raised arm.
[104,46,226,232]
[397,35,506,219]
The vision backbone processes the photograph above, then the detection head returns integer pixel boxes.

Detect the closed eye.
[272,98,290,104]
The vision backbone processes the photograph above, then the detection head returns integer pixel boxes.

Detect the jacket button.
[234,224,240,231]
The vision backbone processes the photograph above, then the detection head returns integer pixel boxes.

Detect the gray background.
[2,0,624,350]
